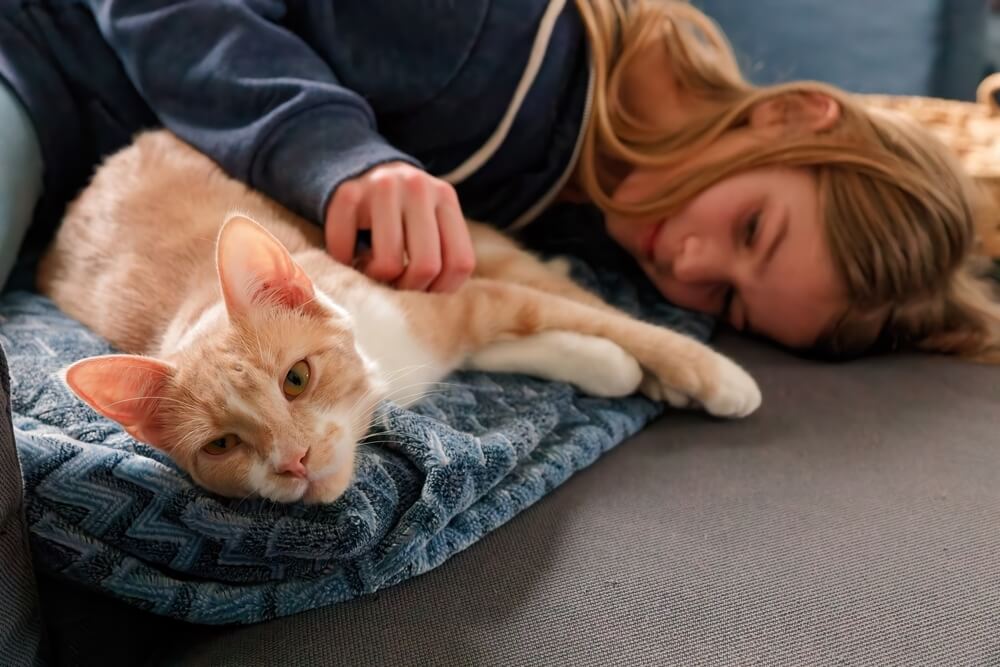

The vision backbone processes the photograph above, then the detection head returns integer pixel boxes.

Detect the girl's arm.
[87,0,475,291]
[86,0,418,225]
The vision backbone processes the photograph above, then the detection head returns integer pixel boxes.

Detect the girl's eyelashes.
[720,284,735,319]
[715,210,761,323]
[742,212,761,247]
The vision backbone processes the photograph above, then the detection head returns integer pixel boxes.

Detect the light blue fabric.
[4,261,713,625]
[0,78,43,291]
[695,0,988,100]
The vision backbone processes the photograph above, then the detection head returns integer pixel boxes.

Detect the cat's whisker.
[358,434,393,446]
[381,379,458,402]
[358,421,397,435]
[353,439,398,448]
[385,378,459,392]
[357,431,399,444]
[232,490,259,513]
[383,389,451,405]
[343,368,437,414]
[345,383,385,414]
[383,389,450,407]
[342,392,378,420]
[384,388,447,403]
[357,415,394,440]
[355,410,377,433]
[395,376,462,390]
[377,363,436,386]
[387,362,433,378]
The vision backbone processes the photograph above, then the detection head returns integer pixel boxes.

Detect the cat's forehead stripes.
[220,359,268,393]
[217,366,284,417]
[224,385,265,424]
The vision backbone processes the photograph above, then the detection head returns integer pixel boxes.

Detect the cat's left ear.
[216,214,316,319]
[64,354,176,449]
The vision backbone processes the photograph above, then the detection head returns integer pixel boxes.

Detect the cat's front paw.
[566,334,643,397]
[699,353,761,418]
[641,352,761,418]
[639,373,693,409]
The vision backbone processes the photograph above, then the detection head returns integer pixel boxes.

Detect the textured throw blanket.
[5,260,711,625]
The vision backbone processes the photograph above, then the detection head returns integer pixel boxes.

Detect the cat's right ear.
[64,355,175,450]
[216,214,316,320]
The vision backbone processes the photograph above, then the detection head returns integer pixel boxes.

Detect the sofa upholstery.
[37,333,1000,666]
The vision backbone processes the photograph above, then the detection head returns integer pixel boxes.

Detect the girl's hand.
[324,162,476,292]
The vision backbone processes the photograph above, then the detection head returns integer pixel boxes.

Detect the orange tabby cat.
[37,131,760,504]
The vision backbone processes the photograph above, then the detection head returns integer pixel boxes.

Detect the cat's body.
[39,131,759,504]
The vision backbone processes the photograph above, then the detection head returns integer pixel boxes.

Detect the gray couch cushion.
[156,335,1000,666]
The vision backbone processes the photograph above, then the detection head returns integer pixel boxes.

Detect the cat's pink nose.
[275,450,309,479]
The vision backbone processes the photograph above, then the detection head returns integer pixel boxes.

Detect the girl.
[0,0,997,359]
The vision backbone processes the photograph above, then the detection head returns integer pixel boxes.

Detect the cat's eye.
[282,360,311,399]
[204,434,240,456]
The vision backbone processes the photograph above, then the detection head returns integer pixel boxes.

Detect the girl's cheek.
[612,167,658,206]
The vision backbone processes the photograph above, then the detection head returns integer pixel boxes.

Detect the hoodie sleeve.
[86,0,422,224]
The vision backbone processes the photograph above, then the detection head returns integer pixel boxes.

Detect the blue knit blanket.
[6,263,711,625]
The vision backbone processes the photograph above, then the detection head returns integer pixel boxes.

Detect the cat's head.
[63,215,383,504]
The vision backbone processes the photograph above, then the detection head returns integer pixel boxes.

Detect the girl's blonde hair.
[573,0,1000,361]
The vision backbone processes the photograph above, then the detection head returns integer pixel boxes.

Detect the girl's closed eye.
[718,212,760,323]
[742,212,761,247]
[719,283,735,320]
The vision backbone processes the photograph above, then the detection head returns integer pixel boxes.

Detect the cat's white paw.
[700,354,761,418]
[639,352,761,418]
[639,373,692,408]
[561,334,643,397]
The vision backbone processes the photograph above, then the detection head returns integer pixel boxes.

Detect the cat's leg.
[466,223,694,406]
[404,279,760,418]
[466,226,649,397]
[464,330,643,398]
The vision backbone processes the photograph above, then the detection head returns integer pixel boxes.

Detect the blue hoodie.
[0,0,591,254]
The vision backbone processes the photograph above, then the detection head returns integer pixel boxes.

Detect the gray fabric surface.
[151,334,1000,667]
[0,345,45,667]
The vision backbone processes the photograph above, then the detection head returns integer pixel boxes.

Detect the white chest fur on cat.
[326,285,453,408]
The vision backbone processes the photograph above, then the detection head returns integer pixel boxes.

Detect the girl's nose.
[671,236,728,284]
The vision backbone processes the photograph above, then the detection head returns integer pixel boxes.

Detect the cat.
[37,130,760,504]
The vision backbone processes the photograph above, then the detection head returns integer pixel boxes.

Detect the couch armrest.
[695,0,988,99]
